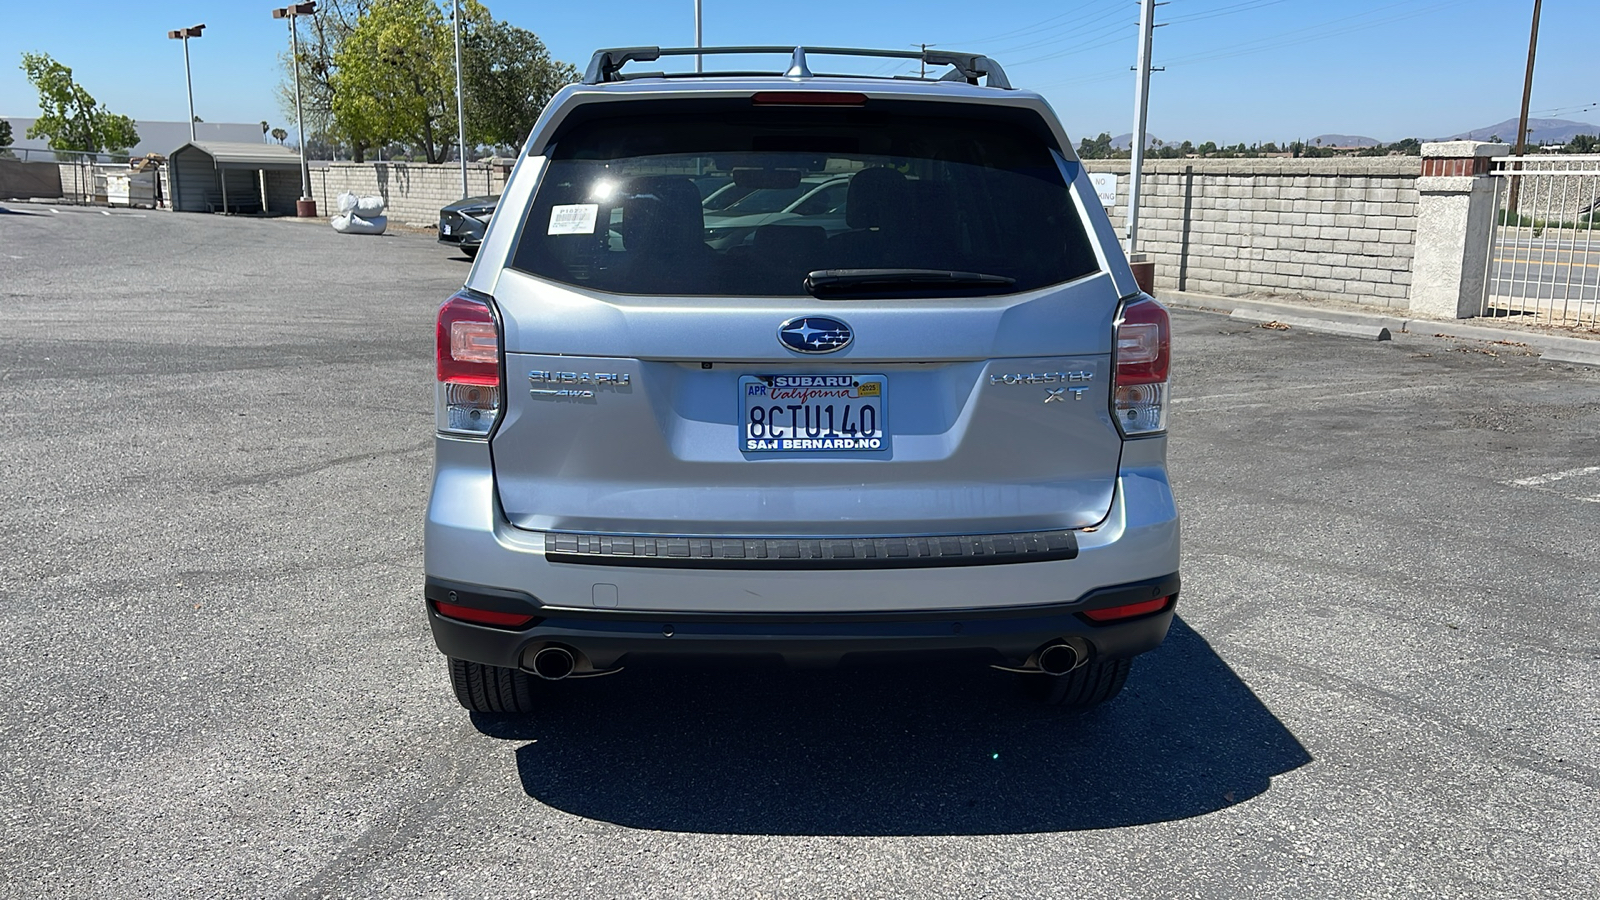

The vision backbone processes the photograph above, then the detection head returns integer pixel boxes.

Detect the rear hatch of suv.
[486,93,1129,540]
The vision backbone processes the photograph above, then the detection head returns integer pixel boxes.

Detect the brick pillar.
[1408,141,1507,319]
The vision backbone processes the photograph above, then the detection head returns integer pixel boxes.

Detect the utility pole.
[1507,0,1542,217]
[166,24,205,143]
[1126,0,1156,256]
[273,3,317,216]
[453,0,468,198]
[694,0,703,73]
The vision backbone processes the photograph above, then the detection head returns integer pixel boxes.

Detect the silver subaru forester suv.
[425,46,1179,713]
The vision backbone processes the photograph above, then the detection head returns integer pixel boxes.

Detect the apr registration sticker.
[740,374,888,452]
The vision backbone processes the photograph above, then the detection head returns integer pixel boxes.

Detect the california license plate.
[740,375,887,452]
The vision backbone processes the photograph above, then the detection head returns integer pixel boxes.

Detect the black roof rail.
[581,45,1012,90]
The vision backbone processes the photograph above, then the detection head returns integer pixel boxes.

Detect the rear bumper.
[426,573,1178,671]
[424,434,1182,669]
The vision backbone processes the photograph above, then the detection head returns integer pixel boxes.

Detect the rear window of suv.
[509,100,1101,297]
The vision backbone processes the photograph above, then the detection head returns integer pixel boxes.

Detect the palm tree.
[271,128,288,145]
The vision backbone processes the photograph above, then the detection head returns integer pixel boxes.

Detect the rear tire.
[1023,657,1131,709]
[462,244,478,259]
[448,658,542,713]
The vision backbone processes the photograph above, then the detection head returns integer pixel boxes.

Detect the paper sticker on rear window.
[548,204,599,235]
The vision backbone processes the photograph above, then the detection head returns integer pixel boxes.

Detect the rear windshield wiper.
[804,268,1017,298]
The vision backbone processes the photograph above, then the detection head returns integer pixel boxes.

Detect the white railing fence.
[1483,155,1600,327]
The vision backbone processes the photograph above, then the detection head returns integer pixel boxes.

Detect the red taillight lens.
[1113,296,1171,435]
[435,293,501,436]
[434,601,534,628]
[751,91,868,106]
[1082,595,1173,623]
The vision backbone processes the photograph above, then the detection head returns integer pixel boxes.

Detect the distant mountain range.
[1090,118,1599,151]
[1447,117,1599,145]
[1309,134,1381,147]
[1110,133,1161,151]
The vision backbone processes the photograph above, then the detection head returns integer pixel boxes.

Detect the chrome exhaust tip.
[531,645,577,681]
[1036,642,1083,676]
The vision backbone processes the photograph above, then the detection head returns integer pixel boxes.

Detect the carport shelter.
[168,142,303,215]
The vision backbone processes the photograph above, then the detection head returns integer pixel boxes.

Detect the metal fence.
[1483,155,1600,327]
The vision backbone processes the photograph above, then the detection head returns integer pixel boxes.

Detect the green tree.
[462,19,577,150]
[1077,131,1114,160]
[277,0,372,161]
[332,0,484,164]
[271,127,289,144]
[0,118,12,155]
[1567,134,1599,154]
[19,52,139,154]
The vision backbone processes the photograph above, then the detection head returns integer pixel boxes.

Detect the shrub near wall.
[307,161,512,226]
[1085,157,1422,309]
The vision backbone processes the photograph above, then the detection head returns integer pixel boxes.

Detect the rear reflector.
[751,91,867,106]
[434,601,535,628]
[1082,595,1172,623]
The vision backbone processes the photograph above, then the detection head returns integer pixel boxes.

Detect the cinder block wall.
[307,161,511,225]
[1084,157,1422,308]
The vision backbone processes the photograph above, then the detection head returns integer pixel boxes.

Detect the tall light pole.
[453,0,468,198]
[273,3,317,217]
[1126,0,1155,256]
[694,1,703,73]
[167,24,206,143]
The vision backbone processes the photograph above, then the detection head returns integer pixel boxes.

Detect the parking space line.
[1179,383,1453,411]
[1506,466,1600,487]
[1172,380,1379,405]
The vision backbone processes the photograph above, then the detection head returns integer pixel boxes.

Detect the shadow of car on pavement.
[470,616,1310,835]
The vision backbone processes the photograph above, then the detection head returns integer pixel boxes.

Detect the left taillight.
[1112,295,1171,437]
[435,292,501,437]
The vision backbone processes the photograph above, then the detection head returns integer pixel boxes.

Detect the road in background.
[1,206,1597,898]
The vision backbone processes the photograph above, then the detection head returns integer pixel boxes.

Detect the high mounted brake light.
[1112,296,1170,436]
[435,293,501,436]
[751,91,867,106]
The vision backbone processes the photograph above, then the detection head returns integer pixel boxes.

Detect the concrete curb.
[1160,289,1599,363]
[1228,308,1391,341]
[1539,348,1600,368]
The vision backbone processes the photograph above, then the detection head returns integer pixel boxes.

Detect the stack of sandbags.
[330,191,388,235]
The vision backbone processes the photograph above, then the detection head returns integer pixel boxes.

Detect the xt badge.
[1045,388,1087,403]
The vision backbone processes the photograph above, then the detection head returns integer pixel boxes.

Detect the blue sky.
[2,0,1596,144]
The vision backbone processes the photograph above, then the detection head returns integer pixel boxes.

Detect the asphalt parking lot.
[2,204,1598,899]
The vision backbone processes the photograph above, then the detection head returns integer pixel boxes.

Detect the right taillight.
[435,292,501,437]
[1112,296,1170,436]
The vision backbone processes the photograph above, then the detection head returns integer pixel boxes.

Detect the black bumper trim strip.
[540,529,1079,570]
[422,573,1178,625]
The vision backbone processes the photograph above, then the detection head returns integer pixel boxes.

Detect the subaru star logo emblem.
[778,316,853,354]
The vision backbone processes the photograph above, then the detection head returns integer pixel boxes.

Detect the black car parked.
[438,195,498,257]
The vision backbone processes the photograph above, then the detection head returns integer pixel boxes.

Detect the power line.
[1157,0,1457,68]
[1008,27,1140,68]
[1533,101,1598,118]
[939,0,1124,47]
[1164,0,1297,26]
[996,14,1138,62]
[980,2,1130,56]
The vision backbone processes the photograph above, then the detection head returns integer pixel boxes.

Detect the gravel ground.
[1,203,1597,899]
